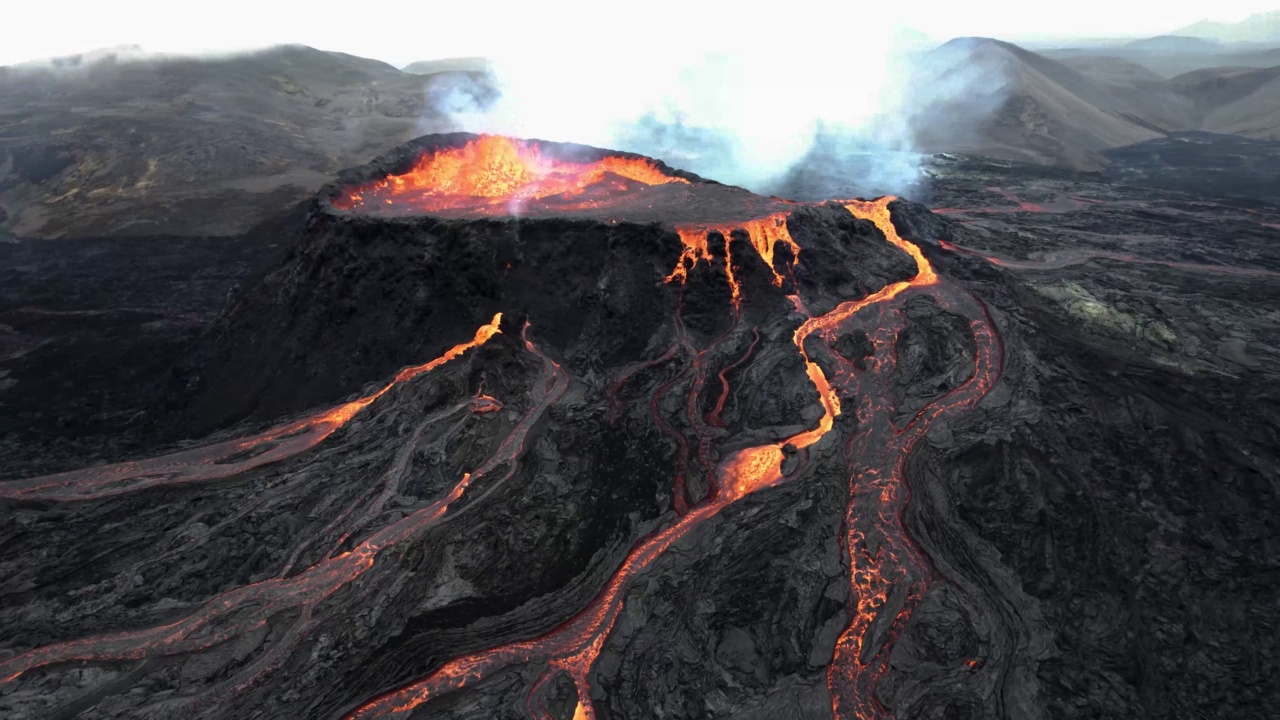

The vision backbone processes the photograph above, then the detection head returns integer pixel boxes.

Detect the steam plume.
[423,13,1006,200]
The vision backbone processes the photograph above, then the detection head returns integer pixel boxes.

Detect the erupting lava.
[666,213,802,301]
[333,135,688,216]
[1,137,1006,720]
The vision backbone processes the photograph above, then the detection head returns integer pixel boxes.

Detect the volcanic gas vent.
[330,134,693,218]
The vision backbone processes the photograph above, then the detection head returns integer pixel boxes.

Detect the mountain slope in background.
[1176,10,1280,44]
[1174,65,1280,138]
[1125,35,1225,53]
[402,57,492,75]
[1041,43,1280,78]
[908,38,1179,169]
[0,46,493,238]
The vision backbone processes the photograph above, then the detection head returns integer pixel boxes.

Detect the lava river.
[0,135,1003,720]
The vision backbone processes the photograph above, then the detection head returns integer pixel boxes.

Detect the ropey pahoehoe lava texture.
[1,133,1276,720]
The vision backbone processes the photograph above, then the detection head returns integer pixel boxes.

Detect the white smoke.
[422,7,1004,199]
[419,71,493,135]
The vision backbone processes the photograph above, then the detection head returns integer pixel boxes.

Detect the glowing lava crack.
[0,135,1003,720]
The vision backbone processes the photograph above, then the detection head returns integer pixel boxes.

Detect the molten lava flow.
[666,213,801,303]
[0,315,504,503]
[3,184,1007,720]
[0,320,566,700]
[718,198,934,501]
[333,135,688,216]
[708,328,760,428]
[819,200,1003,720]
[343,197,994,720]
[844,199,938,287]
[0,470,473,686]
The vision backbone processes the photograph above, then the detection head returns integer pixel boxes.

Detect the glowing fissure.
[333,136,688,216]
[0,314,503,503]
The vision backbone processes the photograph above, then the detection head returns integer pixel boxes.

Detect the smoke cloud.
[419,8,1013,201]
[408,0,1028,203]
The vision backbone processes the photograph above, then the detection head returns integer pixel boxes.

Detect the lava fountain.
[332,135,689,217]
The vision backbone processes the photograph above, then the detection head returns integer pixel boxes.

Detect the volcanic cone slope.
[0,133,1128,720]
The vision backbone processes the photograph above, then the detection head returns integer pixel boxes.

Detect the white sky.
[4,0,1279,68]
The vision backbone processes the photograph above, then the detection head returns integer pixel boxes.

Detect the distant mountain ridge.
[1176,11,1280,44]
[908,38,1176,168]
[0,46,492,238]
[891,35,1280,170]
[402,57,492,75]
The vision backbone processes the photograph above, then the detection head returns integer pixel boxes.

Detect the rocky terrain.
[0,46,493,238]
[0,132,1276,720]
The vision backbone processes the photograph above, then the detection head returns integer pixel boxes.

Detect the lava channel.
[0,321,567,707]
[0,314,503,503]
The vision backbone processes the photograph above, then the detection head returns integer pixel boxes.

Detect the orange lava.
[666,213,801,304]
[315,314,503,426]
[2,184,1007,720]
[0,314,502,502]
[333,135,687,215]
[0,318,570,696]
[345,197,969,720]
[719,197,936,502]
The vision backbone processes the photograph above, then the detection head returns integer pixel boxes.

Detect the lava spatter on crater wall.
[1,134,1009,720]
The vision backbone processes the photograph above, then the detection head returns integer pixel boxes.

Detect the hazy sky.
[5,0,1278,67]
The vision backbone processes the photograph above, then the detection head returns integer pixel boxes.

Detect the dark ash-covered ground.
[1,137,1278,720]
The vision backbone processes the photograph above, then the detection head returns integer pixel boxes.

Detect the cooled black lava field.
[1,133,1277,720]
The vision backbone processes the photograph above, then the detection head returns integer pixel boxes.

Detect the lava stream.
[665,212,801,303]
[2,178,1007,720]
[0,474,470,686]
[0,319,570,697]
[826,292,1001,720]
[0,315,503,503]
[813,201,1002,719]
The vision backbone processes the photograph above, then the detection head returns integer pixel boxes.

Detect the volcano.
[2,133,1276,720]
